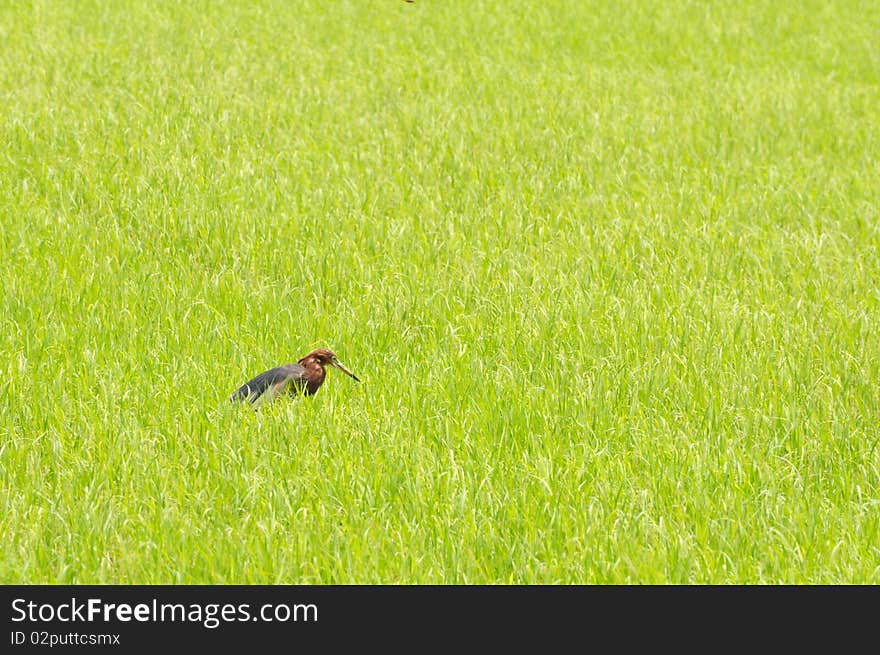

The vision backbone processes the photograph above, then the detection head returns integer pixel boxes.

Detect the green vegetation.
[1,0,879,583]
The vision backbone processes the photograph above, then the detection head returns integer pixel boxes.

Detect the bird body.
[230,348,359,404]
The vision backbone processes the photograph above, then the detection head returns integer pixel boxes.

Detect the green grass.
[2,0,879,583]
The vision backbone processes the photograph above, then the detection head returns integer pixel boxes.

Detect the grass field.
[2,0,879,583]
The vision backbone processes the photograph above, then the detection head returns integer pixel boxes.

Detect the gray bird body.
[229,364,313,404]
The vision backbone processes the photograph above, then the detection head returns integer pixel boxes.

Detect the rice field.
[1,0,879,583]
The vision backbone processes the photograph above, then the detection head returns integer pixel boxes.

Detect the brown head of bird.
[296,348,361,395]
[230,348,360,404]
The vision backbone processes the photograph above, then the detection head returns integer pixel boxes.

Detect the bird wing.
[230,364,307,403]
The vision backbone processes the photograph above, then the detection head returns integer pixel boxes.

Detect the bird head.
[300,348,361,382]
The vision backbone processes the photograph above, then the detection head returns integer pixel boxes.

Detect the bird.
[230,348,360,405]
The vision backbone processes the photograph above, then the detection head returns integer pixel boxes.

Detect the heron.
[230,348,360,405]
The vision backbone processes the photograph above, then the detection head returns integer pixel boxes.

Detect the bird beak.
[332,359,361,382]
